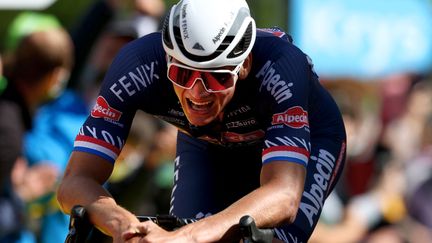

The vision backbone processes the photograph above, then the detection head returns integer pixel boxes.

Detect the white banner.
[0,0,57,9]
[290,0,432,78]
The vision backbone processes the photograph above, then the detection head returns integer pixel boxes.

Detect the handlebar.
[65,205,274,243]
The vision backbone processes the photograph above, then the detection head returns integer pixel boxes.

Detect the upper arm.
[260,160,307,220]
[261,160,306,196]
[63,151,114,185]
[57,151,114,213]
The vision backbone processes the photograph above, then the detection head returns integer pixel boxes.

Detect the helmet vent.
[174,26,234,62]
[162,12,173,49]
[228,22,253,58]
[192,42,205,51]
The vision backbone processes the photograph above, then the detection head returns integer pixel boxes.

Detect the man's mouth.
[186,98,213,112]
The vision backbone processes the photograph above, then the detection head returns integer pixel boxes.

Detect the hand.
[105,0,165,17]
[134,0,165,17]
[122,221,193,243]
[12,158,59,201]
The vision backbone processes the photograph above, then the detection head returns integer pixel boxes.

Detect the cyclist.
[57,0,346,242]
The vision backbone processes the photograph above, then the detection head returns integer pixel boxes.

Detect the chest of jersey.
[157,100,266,147]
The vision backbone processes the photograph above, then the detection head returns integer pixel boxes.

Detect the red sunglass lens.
[168,66,194,88]
[168,64,236,91]
[202,72,234,91]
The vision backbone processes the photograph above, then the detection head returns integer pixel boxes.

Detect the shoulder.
[256,27,293,43]
[252,28,315,77]
[119,32,164,57]
[107,31,165,70]
[131,31,163,46]
[105,31,167,83]
[255,28,304,56]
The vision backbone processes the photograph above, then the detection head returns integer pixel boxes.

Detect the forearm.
[205,192,292,242]
[182,162,305,242]
[57,174,138,236]
[57,174,139,237]
[57,152,141,237]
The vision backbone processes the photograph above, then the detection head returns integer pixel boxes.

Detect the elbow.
[288,203,300,225]
[56,179,69,214]
[278,192,302,225]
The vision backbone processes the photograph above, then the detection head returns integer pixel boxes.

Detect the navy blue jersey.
[73,28,347,242]
[74,28,345,168]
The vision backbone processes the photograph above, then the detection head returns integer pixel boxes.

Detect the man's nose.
[189,78,210,97]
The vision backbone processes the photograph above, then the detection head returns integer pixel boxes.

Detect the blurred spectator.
[25,22,141,240]
[378,73,420,128]
[20,1,167,242]
[402,80,432,243]
[310,76,432,243]
[23,90,88,243]
[382,78,432,165]
[0,55,6,94]
[0,23,73,243]
[3,12,61,54]
[322,79,382,198]
[69,0,166,90]
[49,2,168,242]
[309,79,385,243]
[406,177,432,243]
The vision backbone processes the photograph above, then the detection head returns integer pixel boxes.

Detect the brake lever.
[239,215,274,243]
[65,205,92,243]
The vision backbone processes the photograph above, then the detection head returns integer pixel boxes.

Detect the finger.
[122,228,142,240]
[122,223,148,240]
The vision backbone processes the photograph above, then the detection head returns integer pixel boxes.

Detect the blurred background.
[0,0,431,242]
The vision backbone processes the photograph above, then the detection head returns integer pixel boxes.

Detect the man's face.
[169,58,240,126]
[173,76,235,126]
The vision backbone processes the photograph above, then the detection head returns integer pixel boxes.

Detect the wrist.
[87,200,139,237]
[180,217,235,243]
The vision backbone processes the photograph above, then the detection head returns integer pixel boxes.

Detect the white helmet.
[162,0,256,68]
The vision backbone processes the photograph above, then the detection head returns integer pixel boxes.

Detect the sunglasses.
[167,57,243,93]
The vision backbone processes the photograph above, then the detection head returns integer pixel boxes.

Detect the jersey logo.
[257,60,293,104]
[212,27,226,44]
[91,96,122,121]
[272,106,309,129]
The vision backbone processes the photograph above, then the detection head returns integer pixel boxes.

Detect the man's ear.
[239,54,253,80]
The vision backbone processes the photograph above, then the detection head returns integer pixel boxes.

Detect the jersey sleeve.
[73,33,165,164]
[257,40,314,167]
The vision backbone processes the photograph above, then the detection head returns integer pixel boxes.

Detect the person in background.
[69,0,166,90]
[63,6,167,242]
[0,24,73,243]
[21,1,166,242]
[395,79,432,243]
[310,76,432,243]
[307,79,384,243]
